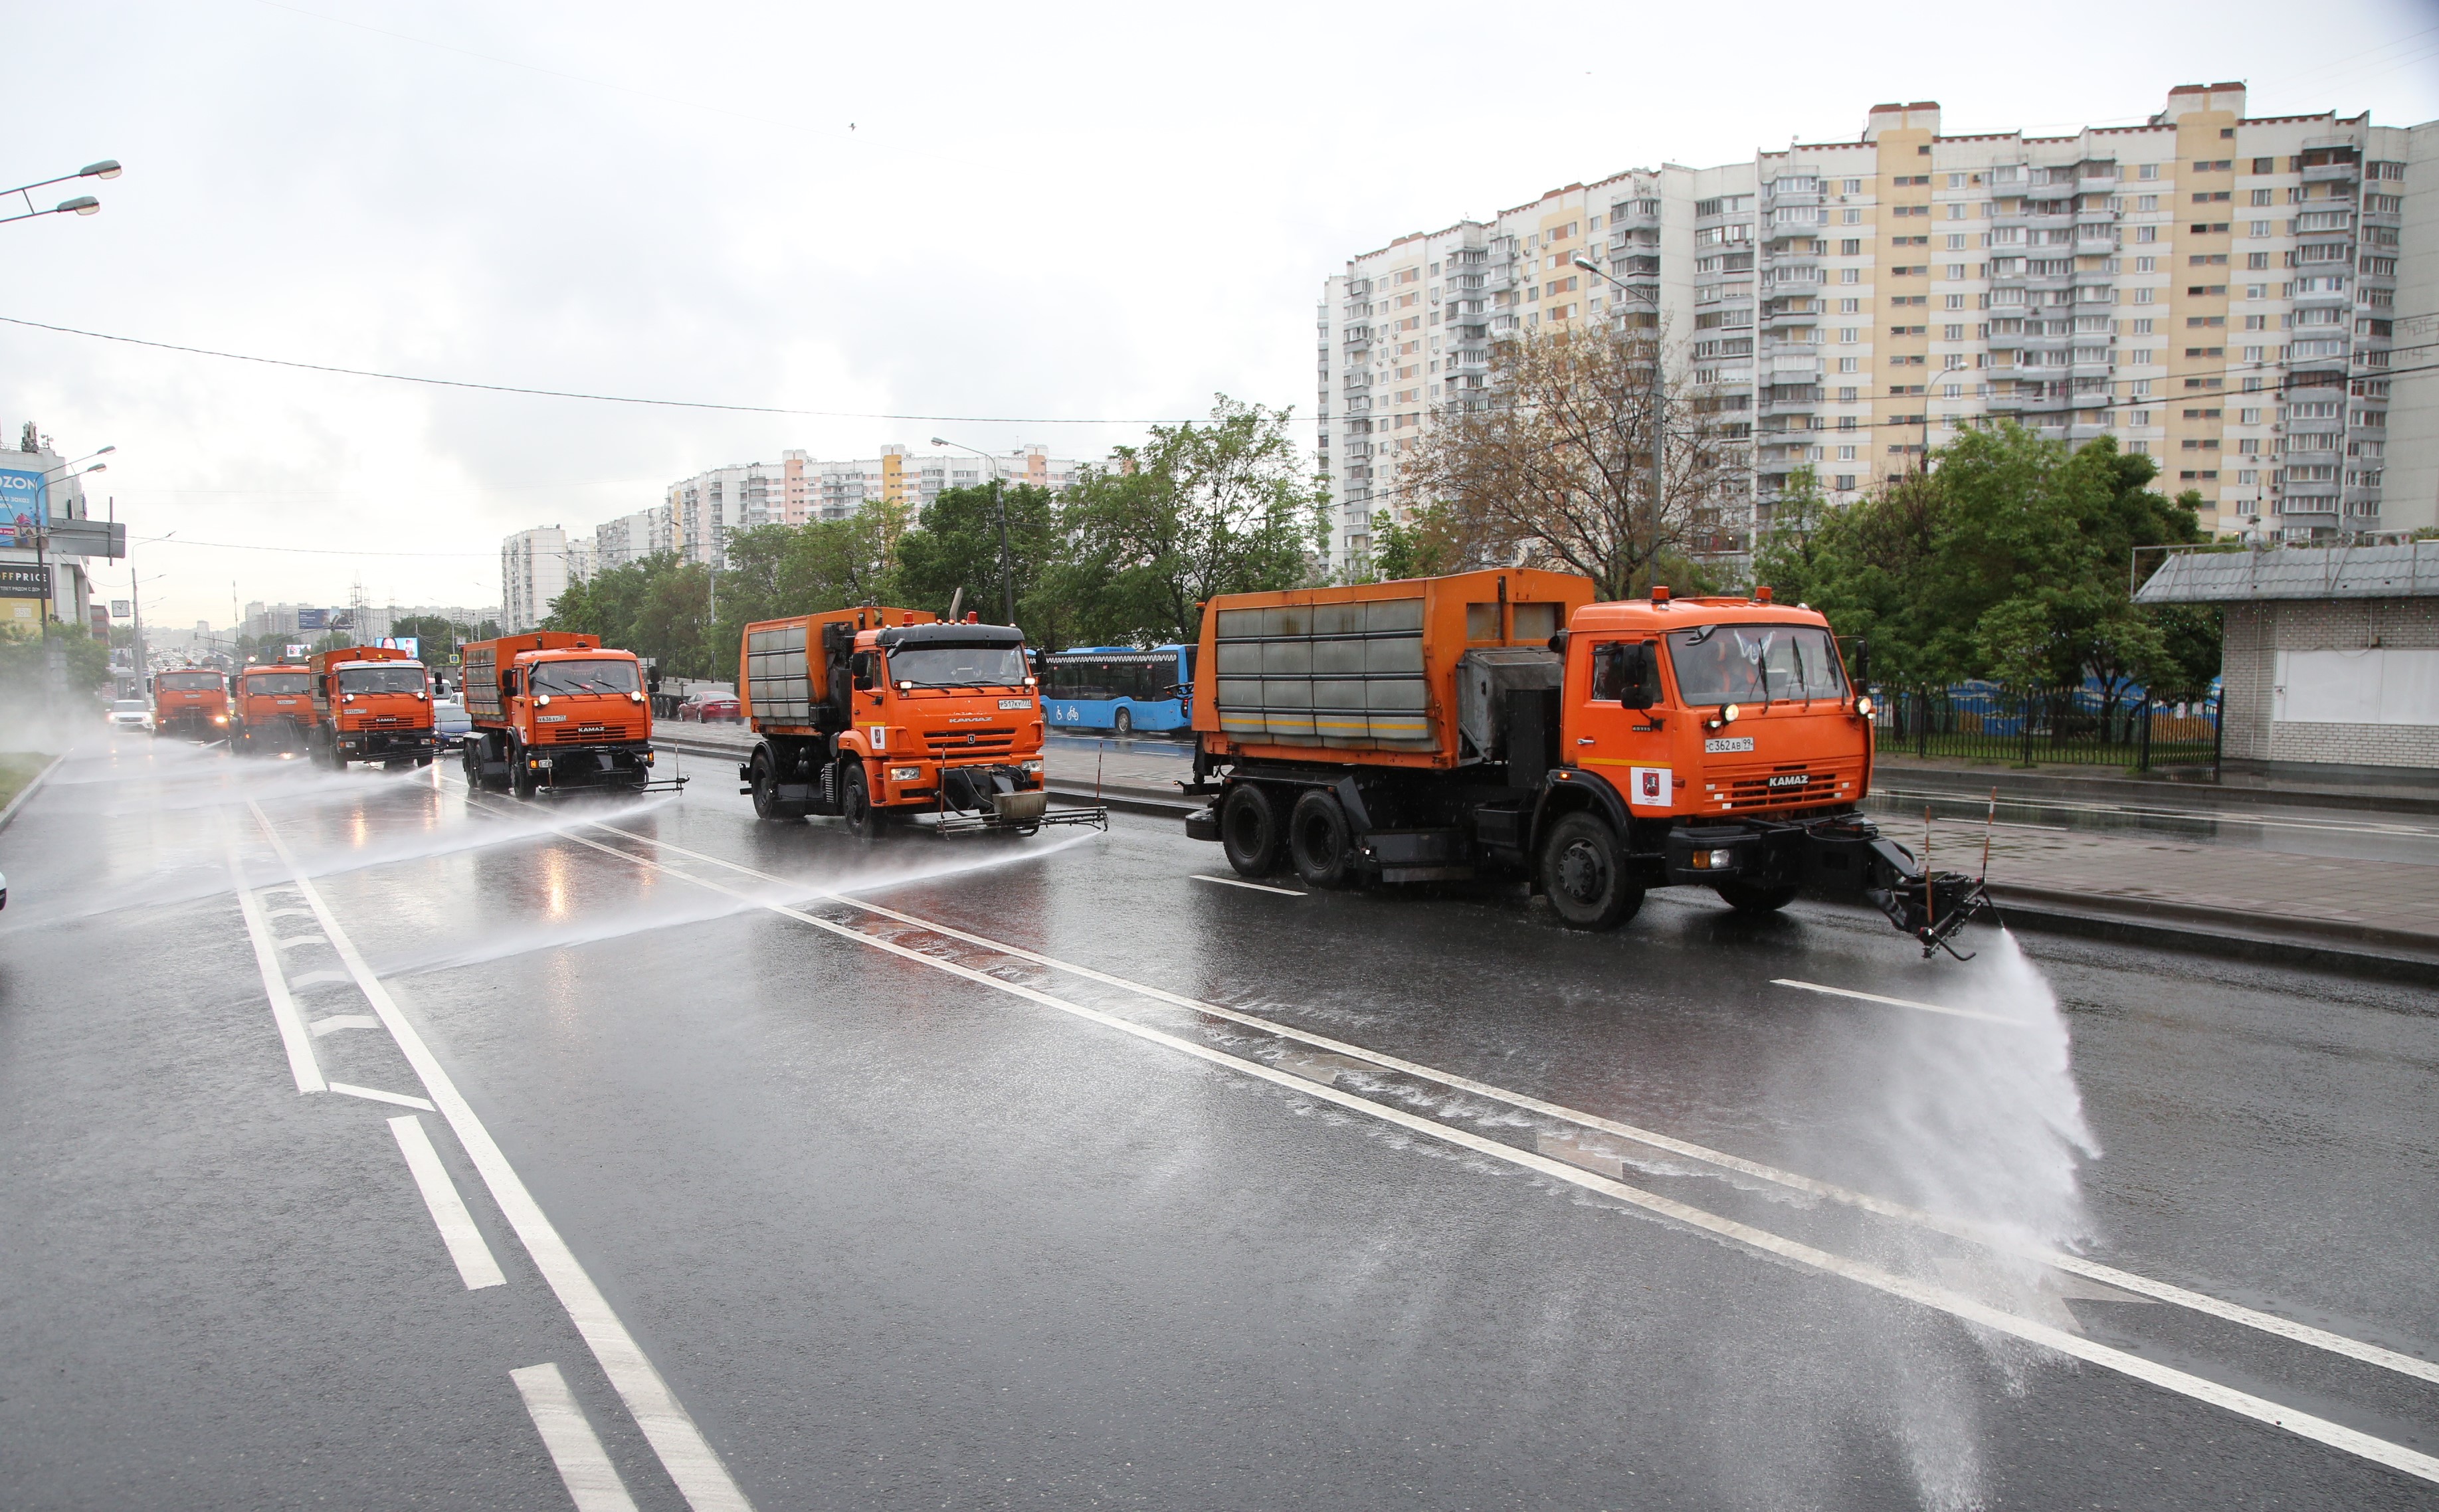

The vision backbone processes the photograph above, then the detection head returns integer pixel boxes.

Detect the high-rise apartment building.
[1317,86,2437,580]
[501,526,571,632]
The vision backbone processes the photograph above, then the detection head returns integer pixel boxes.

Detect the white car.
[106,699,151,731]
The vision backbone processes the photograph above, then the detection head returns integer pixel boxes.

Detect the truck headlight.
[1721,704,1740,723]
[889,765,922,783]
[213,715,227,724]
[1855,696,1874,717]
[1688,848,1735,870]
[1023,759,1042,775]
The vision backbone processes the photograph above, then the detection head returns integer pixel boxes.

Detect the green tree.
[1368,505,1468,582]
[1061,396,1321,645]
[893,483,1061,638]
[1747,466,1830,605]
[0,622,111,703]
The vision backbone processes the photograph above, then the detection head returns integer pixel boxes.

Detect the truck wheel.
[510,742,536,799]
[841,762,883,837]
[749,751,801,822]
[460,739,480,787]
[1219,784,1282,877]
[1715,880,1801,914]
[1288,789,1355,889]
[1539,812,1644,930]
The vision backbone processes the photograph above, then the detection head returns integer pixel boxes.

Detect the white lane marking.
[329,1082,439,1112]
[387,1115,508,1289]
[245,800,754,1512]
[511,1363,640,1512]
[227,848,324,1094]
[1771,978,2027,1027]
[1192,874,1306,897]
[531,818,2439,1485]
[580,817,2439,1392]
[265,907,318,921]
[274,935,332,951]
[311,1013,381,1037]
[291,969,353,989]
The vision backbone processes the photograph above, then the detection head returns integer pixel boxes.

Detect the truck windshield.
[530,658,640,696]
[888,645,1029,688]
[1666,625,1845,706]
[338,666,428,694]
[157,673,223,692]
[247,674,310,695]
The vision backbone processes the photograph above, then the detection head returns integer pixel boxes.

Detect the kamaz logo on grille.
[1766,773,1810,788]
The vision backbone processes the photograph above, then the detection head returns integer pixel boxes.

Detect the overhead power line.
[0,315,1188,426]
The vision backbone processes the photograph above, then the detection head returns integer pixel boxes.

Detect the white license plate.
[1704,736,1753,753]
[537,715,567,723]
[999,698,1033,709]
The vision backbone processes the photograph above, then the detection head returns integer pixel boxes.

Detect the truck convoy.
[150,668,230,741]
[1183,569,1991,957]
[230,664,314,753]
[307,645,439,770]
[735,606,1102,836]
[458,631,668,797]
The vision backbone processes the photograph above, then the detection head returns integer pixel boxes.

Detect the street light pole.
[31,454,110,628]
[930,437,1017,626]
[1575,255,1666,586]
[1,159,120,227]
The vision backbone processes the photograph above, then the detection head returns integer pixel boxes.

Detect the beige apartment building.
[1317,85,2438,581]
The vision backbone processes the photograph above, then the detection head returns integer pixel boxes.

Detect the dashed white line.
[388,1115,507,1289]
[227,846,323,1094]
[328,1082,438,1112]
[1771,977,2027,1026]
[528,814,2438,1483]
[512,1363,640,1512]
[310,1013,382,1037]
[1192,873,1305,896]
[245,799,755,1512]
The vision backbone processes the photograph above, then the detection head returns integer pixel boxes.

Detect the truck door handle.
[1576,737,1596,745]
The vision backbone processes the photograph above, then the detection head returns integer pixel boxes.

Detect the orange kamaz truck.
[1184,569,1990,957]
[231,663,314,753]
[458,631,669,797]
[307,645,438,769]
[151,668,231,741]
[737,607,1102,836]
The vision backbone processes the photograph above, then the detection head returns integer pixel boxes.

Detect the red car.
[677,694,741,723]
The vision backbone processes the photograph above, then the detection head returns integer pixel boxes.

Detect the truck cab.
[151,668,229,741]
[458,632,656,797]
[231,664,312,754]
[308,647,437,769]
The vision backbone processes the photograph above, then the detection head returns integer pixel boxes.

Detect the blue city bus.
[1042,645,1195,735]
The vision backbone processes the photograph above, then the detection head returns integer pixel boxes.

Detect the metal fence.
[1868,682,2221,773]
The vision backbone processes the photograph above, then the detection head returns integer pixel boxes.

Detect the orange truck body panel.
[149,668,230,737]
[307,645,437,765]
[1191,568,1594,772]
[740,607,1048,816]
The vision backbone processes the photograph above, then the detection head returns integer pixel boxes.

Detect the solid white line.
[1192,873,1305,896]
[328,1082,438,1112]
[227,848,324,1094]
[310,1013,381,1036]
[511,1363,640,1512]
[1771,977,2027,1026]
[388,1115,508,1289]
[542,819,2439,1481]
[246,800,753,1512]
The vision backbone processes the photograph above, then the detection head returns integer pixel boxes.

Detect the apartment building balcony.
[1757,385,1823,413]
[2072,231,2119,257]
[1761,353,1823,381]
[1608,254,1660,277]
[2293,281,2351,308]
[2300,158,2361,186]
[1762,183,1821,208]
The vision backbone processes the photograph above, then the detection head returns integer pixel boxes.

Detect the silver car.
[105,699,151,731]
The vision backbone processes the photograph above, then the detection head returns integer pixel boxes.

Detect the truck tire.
[1539,812,1644,930]
[841,762,883,837]
[1288,789,1355,889]
[510,741,536,799]
[749,749,802,822]
[1715,880,1801,913]
[1219,784,1282,877]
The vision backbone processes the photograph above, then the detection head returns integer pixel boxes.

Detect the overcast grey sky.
[7,0,2436,628]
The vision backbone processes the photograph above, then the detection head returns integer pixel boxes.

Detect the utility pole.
[930,437,1019,624]
[1574,255,1665,586]
[130,566,147,696]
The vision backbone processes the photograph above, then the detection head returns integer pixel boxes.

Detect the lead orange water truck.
[1183,569,1992,958]
[150,668,230,742]
[231,663,314,754]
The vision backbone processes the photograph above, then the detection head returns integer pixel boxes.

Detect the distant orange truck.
[231,664,313,754]
[307,645,437,769]
[737,607,1100,835]
[150,668,229,741]
[1184,568,1990,957]
[458,631,662,797]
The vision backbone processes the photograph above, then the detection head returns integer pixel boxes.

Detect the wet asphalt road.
[4,733,2438,1511]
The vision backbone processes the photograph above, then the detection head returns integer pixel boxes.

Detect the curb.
[1874,761,2439,818]
[1987,892,2439,987]
[0,753,66,838]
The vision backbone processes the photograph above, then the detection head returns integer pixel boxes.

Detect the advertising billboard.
[0,466,45,549]
[381,636,420,660]
[296,608,328,631]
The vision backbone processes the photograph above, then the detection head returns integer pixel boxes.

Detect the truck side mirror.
[850,652,876,692]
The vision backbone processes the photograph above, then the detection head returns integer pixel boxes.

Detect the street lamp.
[24,456,108,626]
[2,159,120,227]
[1573,254,1668,578]
[929,436,1017,627]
